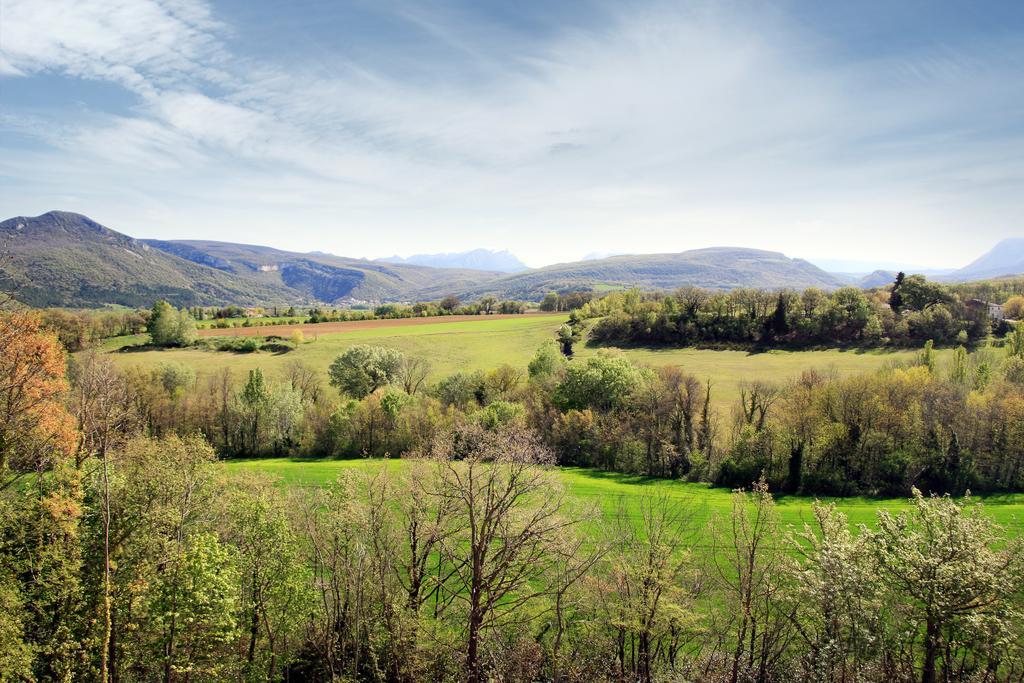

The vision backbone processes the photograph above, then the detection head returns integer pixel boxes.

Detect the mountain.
[436,247,846,301]
[0,211,502,307]
[945,238,1024,281]
[0,211,301,307]
[857,270,899,289]
[146,240,502,303]
[379,249,528,273]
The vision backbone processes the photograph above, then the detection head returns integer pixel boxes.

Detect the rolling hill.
[142,240,503,304]
[3,211,925,309]
[0,212,501,307]
[437,248,846,300]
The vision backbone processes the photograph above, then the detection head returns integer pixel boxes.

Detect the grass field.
[223,457,1024,540]
[99,313,950,415]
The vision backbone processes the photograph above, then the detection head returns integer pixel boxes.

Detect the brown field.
[196,312,561,338]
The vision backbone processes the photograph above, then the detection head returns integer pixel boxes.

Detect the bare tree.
[397,356,431,396]
[284,360,322,404]
[736,381,779,433]
[711,479,794,683]
[423,425,579,683]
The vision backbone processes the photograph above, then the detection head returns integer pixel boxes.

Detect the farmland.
[99,312,952,415]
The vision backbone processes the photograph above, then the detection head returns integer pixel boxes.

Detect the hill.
[440,247,846,300]
[379,249,528,273]
[946,238,1024,281]
[0,212,503,307]
[857,270,899,289]
[146,240,502,304]
[0,211,302,307]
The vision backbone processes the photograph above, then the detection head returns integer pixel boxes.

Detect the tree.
[0,311,76,487]
[151,532,240,681]
[440,295,460,312]
[889,272,906,312]
[540,292,560,312]
[868,490,1023,683]
[478,295,497,315]
[603,494,702,682]
[1009,323,1024,358]
[528,341,566,379]
[222,474,310,680]
[397,355,431,396]
[918,339,936,374]
[423,425,576,683]
[788,503,885,680]
[712,479,793,683]
[68,351,138,682]
[896,275,952,312]
[766,293,791,340]
[1003,296,1024,320]
[557,323,580,357]
[239,369,270,455]
[147,301,197,347]
[328,345,405,398]
[948,345,968,386]
[554,353,646,412]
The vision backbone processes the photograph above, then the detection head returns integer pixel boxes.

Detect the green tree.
[556,323,580,357]
[554,352,646,411]
[148,301,197,347]
[948,345,968,386]
[788,503,884,680]
[239,369,270,454]
[223,476,311,680]
[896,275,952,312]
[151,532,240,681]
[1009,323,1024,358]
[528,340,566,379]
[919,339,936,374]
[328,345,405,398]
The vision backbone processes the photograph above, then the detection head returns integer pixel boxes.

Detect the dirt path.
[196,312,561,337]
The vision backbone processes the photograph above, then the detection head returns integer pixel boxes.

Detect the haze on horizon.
[1,0,1022,269]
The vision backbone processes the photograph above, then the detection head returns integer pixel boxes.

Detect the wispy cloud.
[1,0,1022,266]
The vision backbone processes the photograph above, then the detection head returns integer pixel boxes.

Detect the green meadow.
[223,457,1024,540]
[100,313,950,415]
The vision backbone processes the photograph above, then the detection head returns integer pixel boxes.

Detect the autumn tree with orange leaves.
[0,310,77,488]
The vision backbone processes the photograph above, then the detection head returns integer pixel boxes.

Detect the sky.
[1,0,1023,269]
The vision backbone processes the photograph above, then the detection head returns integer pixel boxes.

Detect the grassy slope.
[223,458,1024,538]
[101,314,948,415]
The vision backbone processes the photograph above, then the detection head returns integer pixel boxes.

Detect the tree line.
[83,306,1024,497]
[3,308,1024,682]
[584,275,1007,348]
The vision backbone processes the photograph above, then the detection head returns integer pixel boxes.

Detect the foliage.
[148,300,197,347]
[328,344,405,398]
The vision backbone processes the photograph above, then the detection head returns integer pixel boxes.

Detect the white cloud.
[1,0,1022,267]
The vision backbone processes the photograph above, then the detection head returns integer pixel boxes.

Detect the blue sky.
[1,0,1023,268]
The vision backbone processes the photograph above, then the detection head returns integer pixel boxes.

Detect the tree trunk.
[101,450,111,683]
[922,617,939,683]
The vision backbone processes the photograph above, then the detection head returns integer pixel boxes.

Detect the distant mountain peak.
[948,236,1024,281]
[378,248,528,273]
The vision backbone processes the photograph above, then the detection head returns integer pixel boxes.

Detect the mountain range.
[378,249,528,273]
[1,211,1021,308]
